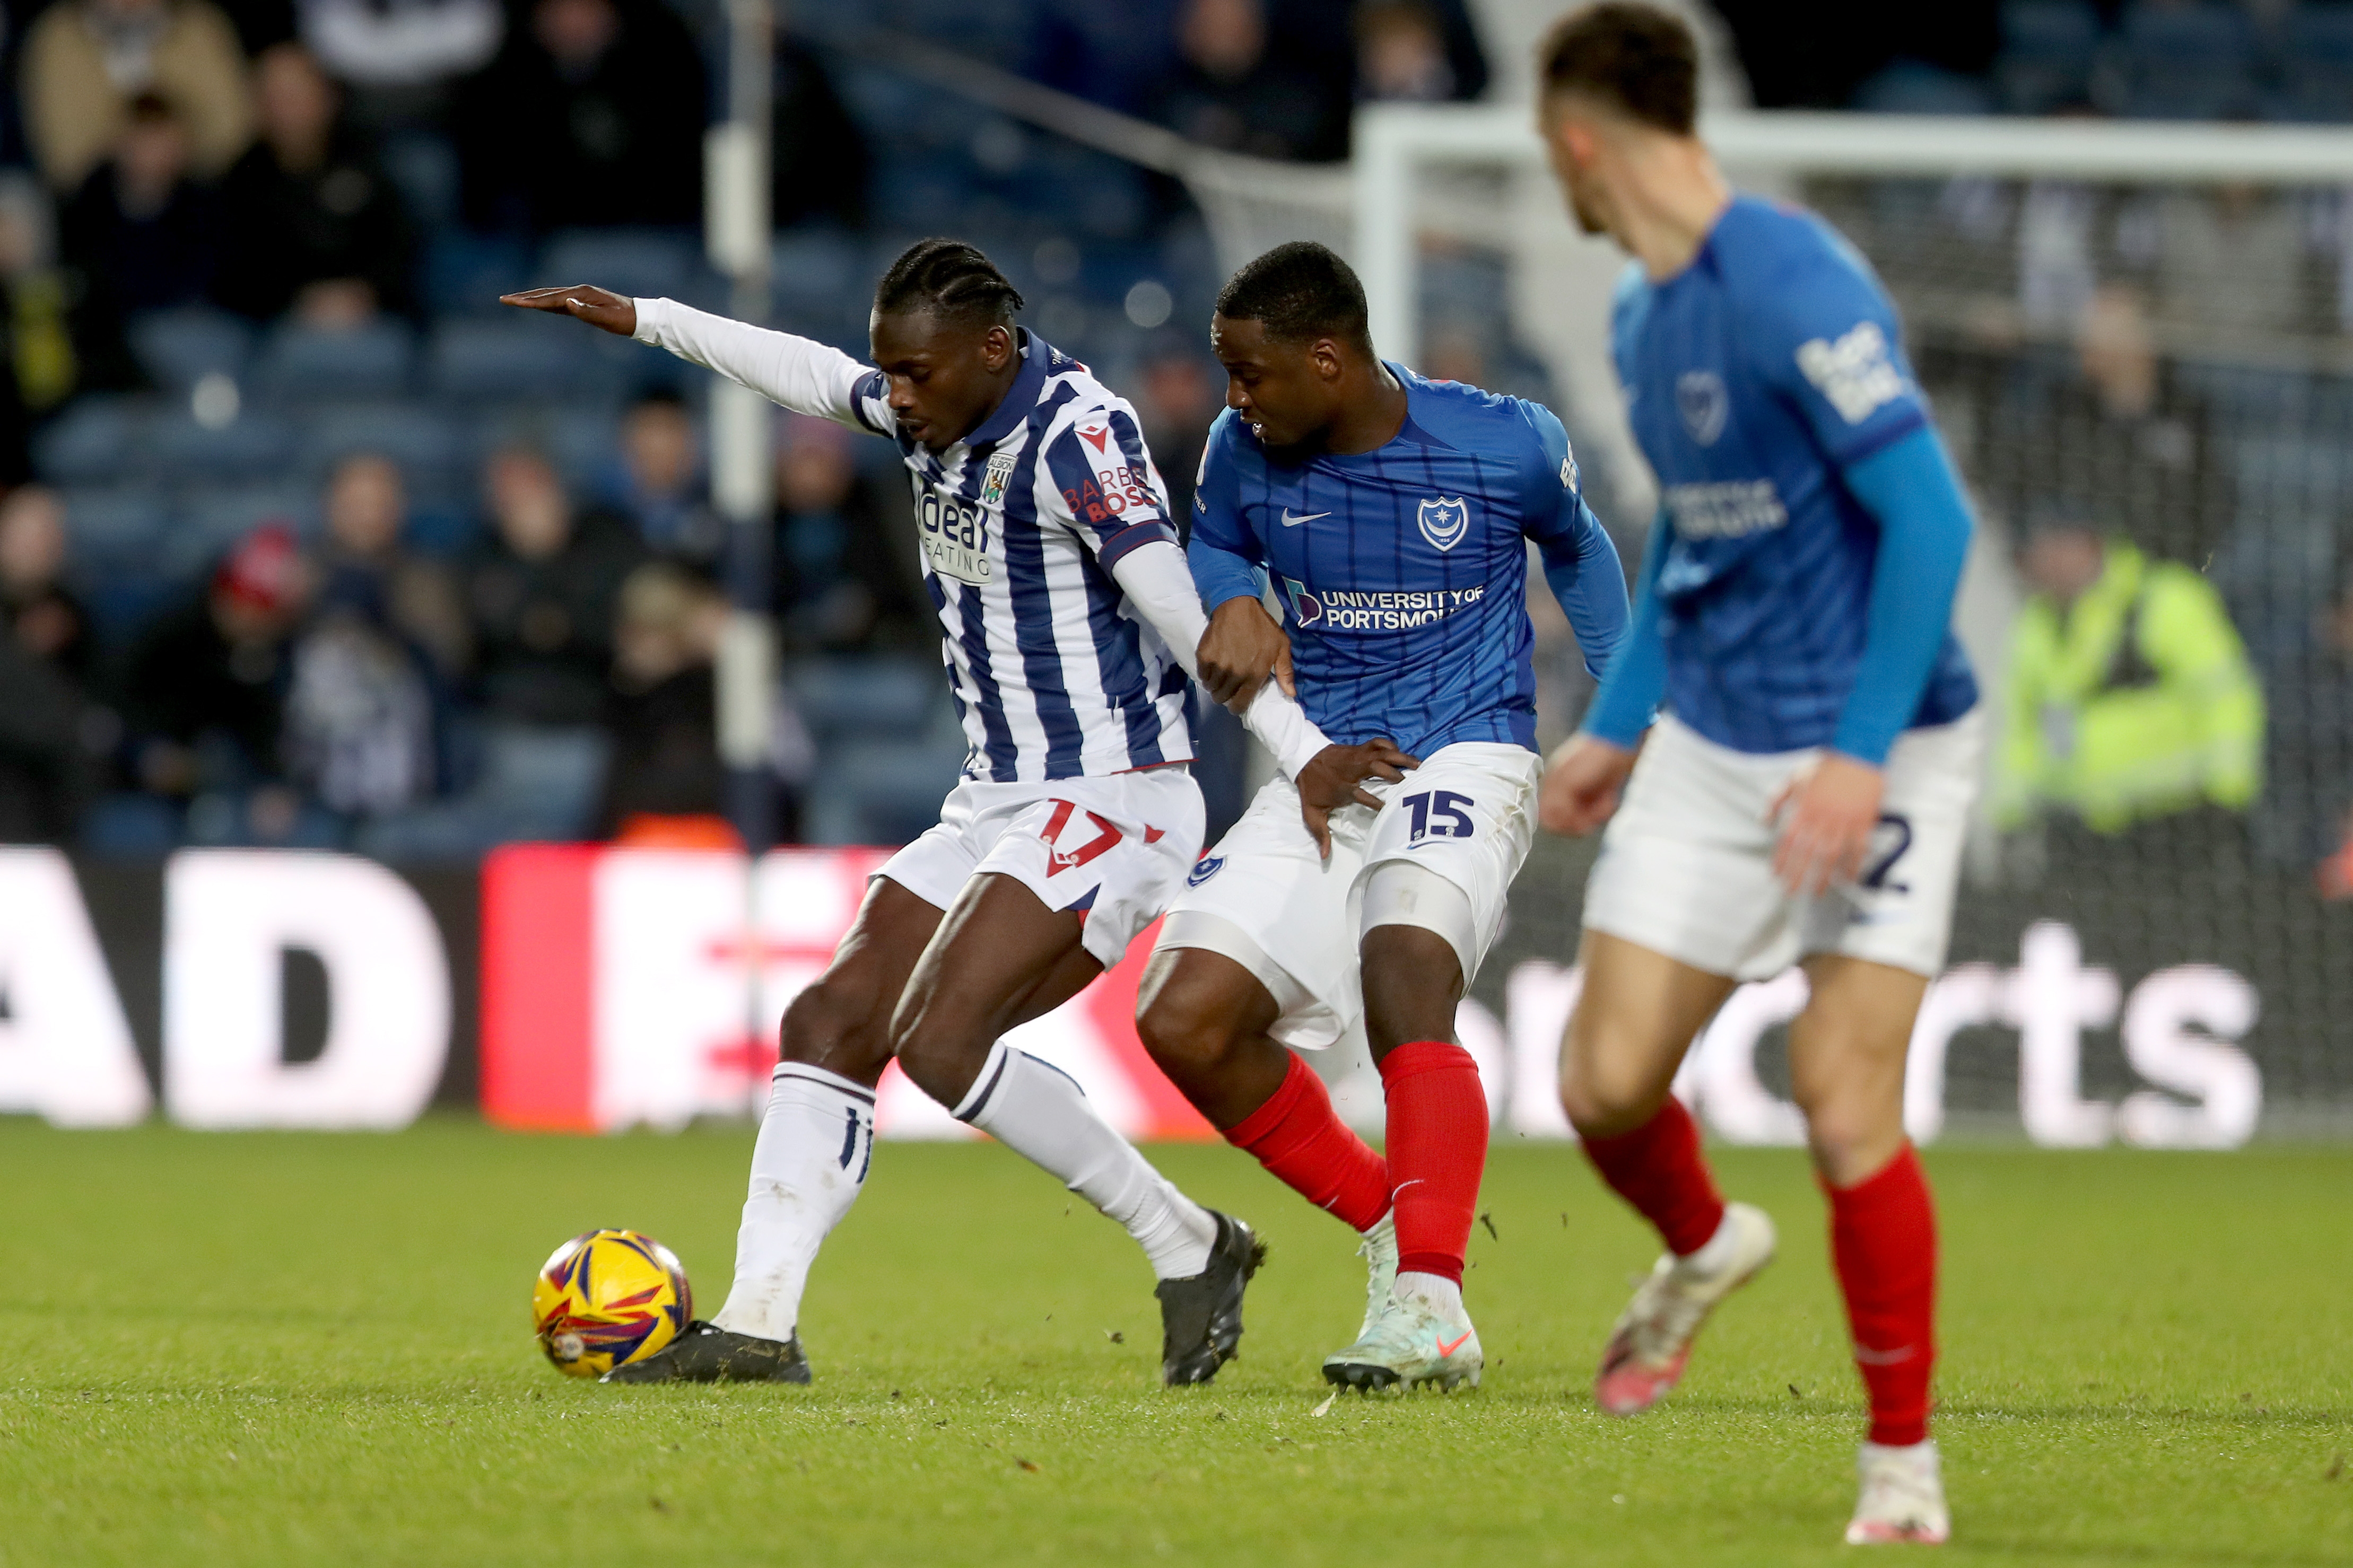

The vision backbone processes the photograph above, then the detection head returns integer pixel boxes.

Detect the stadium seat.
[247,320,417,404]
[301,402,468,490]
[801,736,968,846]
[421,230,535,316]
[379,129,460,230]
[171,485,313,575]
[33,397,156,486]
[59,485,171,569]
[1995,0,2103,114]
[534,227,705,304]
[787,654,948,740]
[2265,4,2353,122]
[127,308,253,392]
[426,317,611,402]
[1851,60,1997,116]
[148,408,301,485]
[2115,2,2256,120]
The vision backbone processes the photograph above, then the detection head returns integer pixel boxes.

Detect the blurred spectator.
[0,487,102,843]
[213,43,414,326]
[283,594,435,818]
[21,0,254,192]
[453,0,704,232]
[118,521,336,846]
[2256,566,2353,875]
[771,32,867,230]
[0,486,93,683]
[1131,339,1216,524]
[464,444,641,726]
[0,178,82,485]
[2149,185,2304,340]
[772,414,926,653]
[298,0,503,117]
[1355,1,1461,103]
[1993,518,2263,836]
[213,0,298,55]
[312,451,468,676]
[597,559,726,836]
[601,388,720,560]
[59,93,223,320]
[1153,0,1356,162]
[1981,284,2224,566]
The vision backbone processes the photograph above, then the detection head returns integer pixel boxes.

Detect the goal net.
[1329,106,2353,1146]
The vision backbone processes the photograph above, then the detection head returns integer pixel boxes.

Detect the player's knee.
[1557,1039,1662,1137]
[1136,986,1244,1082]
[778,969,893,1078]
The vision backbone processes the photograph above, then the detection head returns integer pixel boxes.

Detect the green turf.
[0,1122,2347,1566]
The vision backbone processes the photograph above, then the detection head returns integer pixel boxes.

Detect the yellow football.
[530,1229,693,1378]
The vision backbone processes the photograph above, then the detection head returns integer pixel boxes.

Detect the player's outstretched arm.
[501,284,637,336]
[507,287,878,429]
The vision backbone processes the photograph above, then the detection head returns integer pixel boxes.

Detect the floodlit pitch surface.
[2,1124,2347,1566]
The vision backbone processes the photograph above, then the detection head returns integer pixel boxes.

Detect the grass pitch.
[1,1122,2347,1567]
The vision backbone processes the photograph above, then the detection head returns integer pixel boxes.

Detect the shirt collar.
[963,328,1052,451]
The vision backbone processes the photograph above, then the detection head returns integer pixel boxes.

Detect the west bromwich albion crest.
[1417,496,1470,553]
[980,450,1017,507]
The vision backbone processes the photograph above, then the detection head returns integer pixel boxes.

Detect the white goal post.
[1352,104,2353,370]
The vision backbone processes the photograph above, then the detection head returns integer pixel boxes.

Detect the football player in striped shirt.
[504,240,1397,1387]
[1534,5,1982,1543]
[1134,242,1631,1394]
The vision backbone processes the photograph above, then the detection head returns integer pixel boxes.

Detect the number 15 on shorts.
[1403,790,1476,843]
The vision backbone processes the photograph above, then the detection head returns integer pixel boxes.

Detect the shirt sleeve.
[1184,413,1264,612]
[633,296,894,435]
[1579,508,1671,749]
[1515,399,1630,681]
[1038,406,1180,570]
[1829,426,1975,766]
[1746,238,1930,470]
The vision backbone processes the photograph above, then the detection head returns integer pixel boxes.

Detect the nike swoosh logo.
[1280,509,1329,527]
[1435,1330,1473,1358]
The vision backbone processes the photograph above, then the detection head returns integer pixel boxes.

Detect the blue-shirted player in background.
[1135,242,1629,1393]
[1533,5,1981,1544]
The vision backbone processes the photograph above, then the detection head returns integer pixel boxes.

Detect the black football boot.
[1154,1212,1267,1386]
[600,1321,813,1384]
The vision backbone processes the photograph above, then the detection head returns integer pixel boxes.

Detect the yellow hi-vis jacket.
[1994,540,2264,833]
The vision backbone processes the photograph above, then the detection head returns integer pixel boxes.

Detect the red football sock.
[1579,1096,1726,1257]
[1826,1143,1938,1447]
[1224,1053,1391,1233]
[1377,1040,1488,1284]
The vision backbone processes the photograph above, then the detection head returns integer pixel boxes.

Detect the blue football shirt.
[1190,367,1625,757]
[1613,194,1977,755]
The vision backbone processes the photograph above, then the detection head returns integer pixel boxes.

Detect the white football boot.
[1593,1200,1777,1415]
[1322,1275,1482,1394]
[1845,1439,1951,1545]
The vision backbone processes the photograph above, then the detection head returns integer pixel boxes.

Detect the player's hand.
[1767,751,1886,895]
[1198,597,1292,709]
[1538,732,1636,836]
[499,284,637,337]
[1295,739,1419,860]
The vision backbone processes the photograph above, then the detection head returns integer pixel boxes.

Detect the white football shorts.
[1582,708,1985,981]
[1156,741,1542,1049]
[878,766,1205,969]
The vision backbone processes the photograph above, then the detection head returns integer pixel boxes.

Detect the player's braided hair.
[1537,2,1698,136]
[873,239,1025,331]
[1214,242,1374,353]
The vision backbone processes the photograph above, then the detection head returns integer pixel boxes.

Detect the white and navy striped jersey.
[633,301,1192,782]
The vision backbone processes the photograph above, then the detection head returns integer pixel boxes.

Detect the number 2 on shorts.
[1860,812,1912,892]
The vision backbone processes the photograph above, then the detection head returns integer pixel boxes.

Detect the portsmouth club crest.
[1677,369,1728,446]
[1417,495,1470,553]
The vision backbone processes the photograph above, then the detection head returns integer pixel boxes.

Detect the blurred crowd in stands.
[3,0,2353,891]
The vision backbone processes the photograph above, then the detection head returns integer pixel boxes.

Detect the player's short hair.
[874,238,1025,332]
[1214,242,1373,354]
[1537,2,1699,137]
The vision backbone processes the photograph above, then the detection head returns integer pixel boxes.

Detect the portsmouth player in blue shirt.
[1134,242,1630,1392]
[1533,6,1981,1544]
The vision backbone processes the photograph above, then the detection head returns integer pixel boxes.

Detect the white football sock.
[1678,1207,1743,1275]
[1394,1271,1466,1324]
[710,1063,874,1343]
[955,1041,1217,1279]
